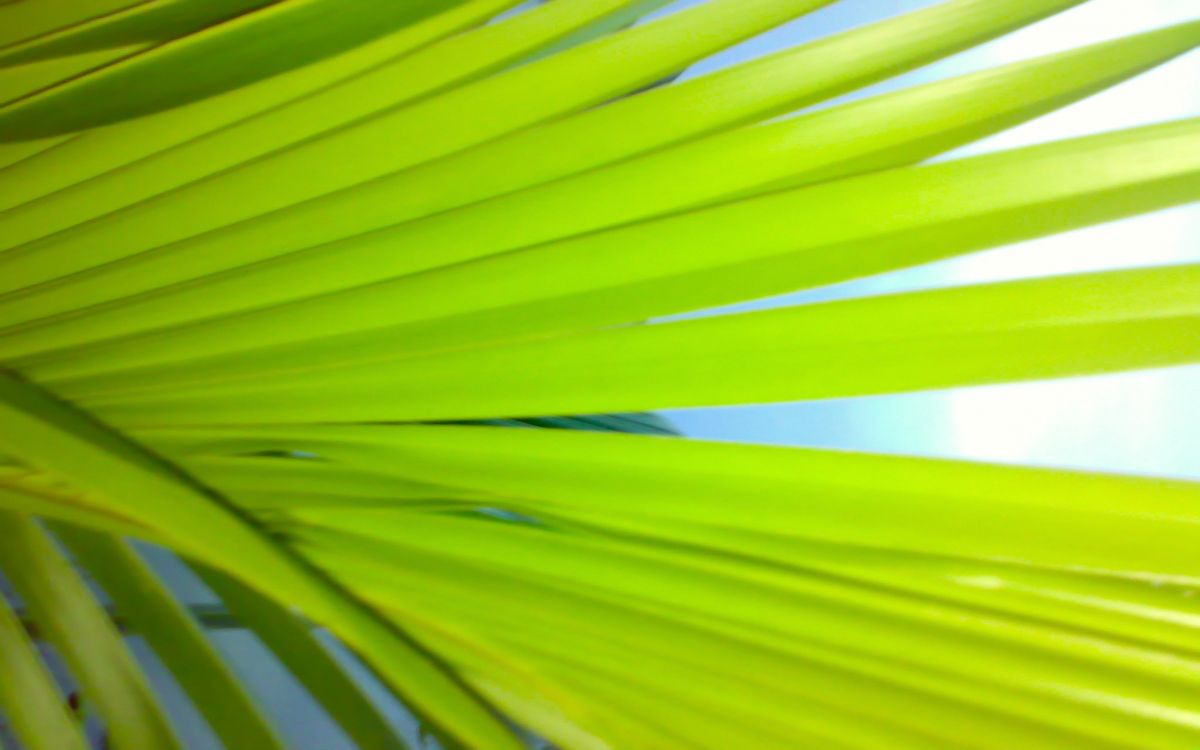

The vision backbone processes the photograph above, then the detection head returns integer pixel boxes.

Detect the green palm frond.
[0,0,1198,748]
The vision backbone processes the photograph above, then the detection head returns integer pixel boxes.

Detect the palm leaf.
[0,511,183,749]
[49,525,290,750]
[0,0,1198,748]
[0,569,90,750]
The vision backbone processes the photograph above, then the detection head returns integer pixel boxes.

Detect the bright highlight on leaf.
[0,0,1197,748]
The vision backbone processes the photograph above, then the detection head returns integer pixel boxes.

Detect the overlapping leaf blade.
[51,525,290,750]
[0,578,89,750]
[0,0,1198,748]
[3,19,1195,350]
[0,0,469,138]
[0,511,184,749]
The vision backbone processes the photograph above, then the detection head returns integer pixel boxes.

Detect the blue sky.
[656,0,1200,479]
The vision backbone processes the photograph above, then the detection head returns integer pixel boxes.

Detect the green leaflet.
[83,262,1200,425]
[0,0,838,268]
[36,119,1200,407]
[185,455,486,510]
[520,0,674,67]
[0,42,150,105]
[0,0,1197,747]
[0,482,160,542]
[314,535,801,750]
[361,572,936,750]
[0,371,525,749]
[313,535,1158,750]
[0,0,648,230]
[355,582,620,750]
[0,0,526,212]
[0,0,146,49]
[188,428,1200,654]
[0,0,469,138]
[294,508,1200,749]
[0,132,70,171]
[51,526,290,750]
[0,584,89,750]
[6,19,1195,346]
[0,457,457,749]
[0,511,184,749]
[0,0,280,68]
[137,423,1200,583]
[127,423,1200,746]
[0,0,1078,285]
[193,566,416,750]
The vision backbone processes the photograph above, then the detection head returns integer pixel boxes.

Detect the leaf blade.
[0,585,89,750]
[52,525,291,750]
[0,510,184,749]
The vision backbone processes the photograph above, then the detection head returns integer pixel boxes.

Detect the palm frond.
[1,0,1198,748]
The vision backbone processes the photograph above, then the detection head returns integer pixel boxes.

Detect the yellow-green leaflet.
[0,0,471,138]
[0,0,1076,269]
[1,0,1198,747]
[0,585,89,750]
[18,116,1199,390]
[140,422,1200,583]
[4,19,1195,343]
[193,566,417,750]
[0,0,279,68]
[0,511,184,749]
[0,42,152,105]
[51,526,290,750]
[0,371,526,749]
[81,262,1199,424]
[0,0,654,227]
[0,0,528,212]
[0,0,147,49]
